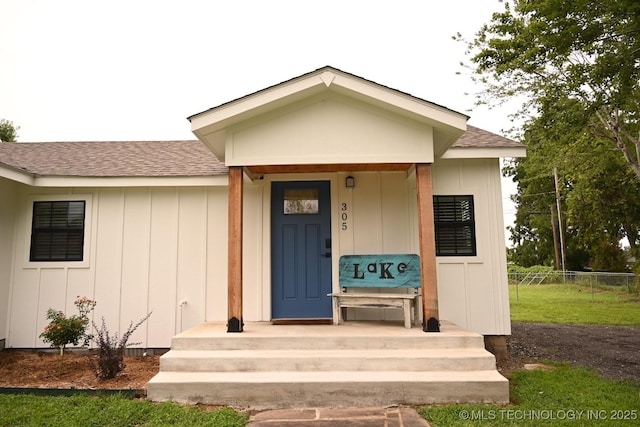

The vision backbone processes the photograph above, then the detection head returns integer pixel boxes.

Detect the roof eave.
[440,146,527,159]
[22,175,229,188]
[0,163,35,185]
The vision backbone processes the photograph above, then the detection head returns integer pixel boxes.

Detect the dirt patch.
[0,323,638,390]
[0,350,160,390]
[502,322,640,382]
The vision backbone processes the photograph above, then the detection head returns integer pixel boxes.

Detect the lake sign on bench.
[338,254,421,288]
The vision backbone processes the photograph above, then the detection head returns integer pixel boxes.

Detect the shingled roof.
[0,126,521,178]
[0,140,227,177]
[452,125,521,148]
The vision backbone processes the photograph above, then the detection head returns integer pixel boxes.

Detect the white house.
[0,67,525,355]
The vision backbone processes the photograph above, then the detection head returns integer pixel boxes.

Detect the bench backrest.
[338,254,421,289]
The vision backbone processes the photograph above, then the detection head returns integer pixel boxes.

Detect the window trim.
[433,194,477,257]
[25,195,92,268]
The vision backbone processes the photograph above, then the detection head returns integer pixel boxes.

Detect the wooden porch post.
[416,163,440,332]
[227,166,243,332]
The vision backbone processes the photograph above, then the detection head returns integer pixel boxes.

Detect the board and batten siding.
[0,178,19,346]
[6,186,230,348]
[428,158,511,336]
[3,159,510,348]
[336,171,414,323]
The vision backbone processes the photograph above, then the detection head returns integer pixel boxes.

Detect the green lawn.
[0,394,248,427]
[509,283,640,325]
[421,364,640,426]
[420,282,640,426]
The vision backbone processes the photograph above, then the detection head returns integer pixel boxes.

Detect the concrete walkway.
[248,406,430,426]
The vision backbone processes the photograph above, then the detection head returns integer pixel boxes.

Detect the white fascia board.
[191,73,330,161]
[30,175,228,188]
[440,147,527,159]
[190,74,328,134]
[197,130,226,161]
[330,72,468,131]
[0,164,35,185]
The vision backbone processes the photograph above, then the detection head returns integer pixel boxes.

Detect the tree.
[0,118,19,142]
[504,96,640,271]
[460,0,640,271]
[504,90,640,271]
[462,0,640,179]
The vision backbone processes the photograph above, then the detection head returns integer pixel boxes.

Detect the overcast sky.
[0,0,517,241]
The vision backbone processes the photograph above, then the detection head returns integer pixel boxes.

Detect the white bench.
[329,254,421,328]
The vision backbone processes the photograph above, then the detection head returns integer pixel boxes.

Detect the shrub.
[91,312,152,380]
[39,296,96,355]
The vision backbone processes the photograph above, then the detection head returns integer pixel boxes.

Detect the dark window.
[30,201,86,261]
[433,195,476,256]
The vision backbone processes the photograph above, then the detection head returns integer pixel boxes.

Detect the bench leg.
[414,296,420,326]
[332,296,341,325]
[403,300,411,329]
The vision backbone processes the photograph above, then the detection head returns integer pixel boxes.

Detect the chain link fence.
[509,270,636,287]
[509,270,638,301]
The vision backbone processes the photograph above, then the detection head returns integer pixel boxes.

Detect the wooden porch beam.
[227,166,243,332]
[245,163,412,175]
[416,163,440,332]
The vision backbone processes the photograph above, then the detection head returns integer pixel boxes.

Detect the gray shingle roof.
[0,126,522,178]
[0,140,227,177]
[453,125,522,148]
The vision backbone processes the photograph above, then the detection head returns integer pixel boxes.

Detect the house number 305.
[341,203,349,230]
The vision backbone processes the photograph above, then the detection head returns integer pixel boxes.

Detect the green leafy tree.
[0,119,19,142]
[461,0,640,271]
[461,0,640,179]
[505,98,639,271]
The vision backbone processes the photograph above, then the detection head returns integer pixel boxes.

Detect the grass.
[509,283,640,325]
[419,282,640,425]
[420,364,640,426]
[0,394,248,427]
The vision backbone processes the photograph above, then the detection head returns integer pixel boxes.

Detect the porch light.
[345,176,355,188]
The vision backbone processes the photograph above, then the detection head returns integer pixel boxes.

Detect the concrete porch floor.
[172,319,478,339]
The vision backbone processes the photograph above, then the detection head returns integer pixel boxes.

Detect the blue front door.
[271,181,332,319]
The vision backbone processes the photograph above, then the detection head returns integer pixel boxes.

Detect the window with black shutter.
[433,195,476,256]
[30,201,86,262]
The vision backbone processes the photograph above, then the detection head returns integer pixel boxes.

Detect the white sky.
[0,0,518,243]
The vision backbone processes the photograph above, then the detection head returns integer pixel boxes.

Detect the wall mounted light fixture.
[345,176,355,188]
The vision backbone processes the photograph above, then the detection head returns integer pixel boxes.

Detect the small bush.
[40,296,96,355]
[91,312,152,380]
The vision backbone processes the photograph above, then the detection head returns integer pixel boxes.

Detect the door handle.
[323,252,332,258]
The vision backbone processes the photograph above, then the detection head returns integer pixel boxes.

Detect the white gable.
[189,67,468,164]
[226,92,434,166]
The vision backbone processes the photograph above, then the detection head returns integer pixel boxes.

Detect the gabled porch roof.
[188,66,471,164]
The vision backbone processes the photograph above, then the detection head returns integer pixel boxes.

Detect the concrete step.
[170,332,484,351]
[147,322,509,408]
[159,348,497,372]
[171,335,484,351]
[169,321,486,351]
[147,369,509,409]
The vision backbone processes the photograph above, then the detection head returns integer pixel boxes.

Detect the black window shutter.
[30,201,85,262]
[433,195,476,256]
